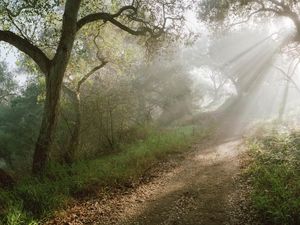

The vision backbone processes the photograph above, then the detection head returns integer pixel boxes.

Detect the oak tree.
[0,0,186,174]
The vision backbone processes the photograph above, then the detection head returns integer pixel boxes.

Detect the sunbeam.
[1,1,300,224]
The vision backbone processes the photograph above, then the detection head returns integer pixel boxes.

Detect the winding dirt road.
[47,139,245,225]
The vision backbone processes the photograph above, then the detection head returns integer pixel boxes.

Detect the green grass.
[245,131,300,225]
[0,125,212,224]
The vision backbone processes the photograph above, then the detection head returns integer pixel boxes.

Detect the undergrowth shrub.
[246,131,300,225]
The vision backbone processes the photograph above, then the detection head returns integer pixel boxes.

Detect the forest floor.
[46,136,255,225]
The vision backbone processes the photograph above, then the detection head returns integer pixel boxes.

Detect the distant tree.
[62,59,107,164]
[274,57,300,120]
[134,59,196,125]
[195,0,300,123]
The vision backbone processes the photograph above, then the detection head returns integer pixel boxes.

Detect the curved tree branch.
[0,30,51,74]
[77,5,137,31]
[77,5,164,38]
[77,60,108,92]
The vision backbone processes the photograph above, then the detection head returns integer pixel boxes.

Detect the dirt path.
[47,139,245,225]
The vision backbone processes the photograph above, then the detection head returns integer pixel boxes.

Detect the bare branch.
[274,60,300,94]
[5,8,31,42]
[0,93,16,103]
[228,8,266,27]
[77,61,108,92]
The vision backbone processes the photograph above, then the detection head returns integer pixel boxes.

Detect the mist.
[133,17,300,136]
[1,1,300,224]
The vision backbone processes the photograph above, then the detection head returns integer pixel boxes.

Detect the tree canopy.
[199,0,300,41]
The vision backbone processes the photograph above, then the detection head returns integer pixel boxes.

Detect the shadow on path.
[45,137,245,225]
[119,139,243,225]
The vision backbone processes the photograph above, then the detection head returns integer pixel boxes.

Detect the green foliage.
[0,79,43,171]
[0,125,211,224]
[245,131,300,225]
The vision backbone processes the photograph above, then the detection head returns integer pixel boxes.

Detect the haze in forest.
[1,1,300,224]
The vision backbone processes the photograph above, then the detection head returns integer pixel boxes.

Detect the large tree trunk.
[32,68,65,174]
[32,0,81,174]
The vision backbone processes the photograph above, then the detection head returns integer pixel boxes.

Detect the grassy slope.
[0,126,212,225]
[245,131,300,225]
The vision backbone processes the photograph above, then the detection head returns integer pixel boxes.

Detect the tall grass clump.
[245,131,300,225]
